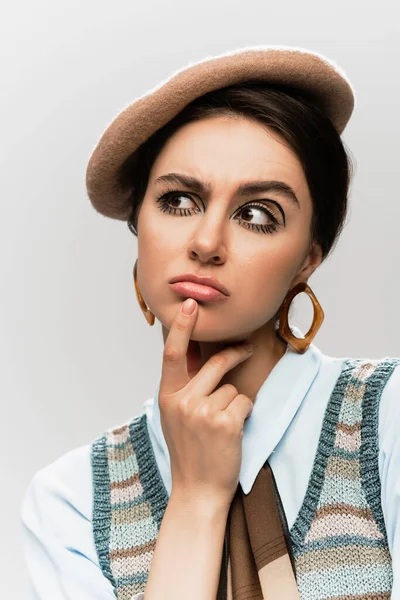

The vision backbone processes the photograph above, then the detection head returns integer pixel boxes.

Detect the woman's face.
[136,115,322,344]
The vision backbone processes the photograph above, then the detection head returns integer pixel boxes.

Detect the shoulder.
[21,409,150,528]
[324,355,400,446]
[91,412,148,459]
[345,355,400,444]
[21,442,94,526]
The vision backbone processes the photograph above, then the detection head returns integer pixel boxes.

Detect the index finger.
[160,299,199,396]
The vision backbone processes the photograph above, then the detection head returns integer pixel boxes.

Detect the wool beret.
[85,44,355,221]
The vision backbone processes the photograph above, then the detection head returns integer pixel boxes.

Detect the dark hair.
[122,81,354,262]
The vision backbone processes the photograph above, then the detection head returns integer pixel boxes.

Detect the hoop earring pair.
[133,259,324,353]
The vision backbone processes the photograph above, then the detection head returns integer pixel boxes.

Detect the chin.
[156,300,251,342]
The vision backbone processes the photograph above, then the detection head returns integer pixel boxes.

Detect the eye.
[156,191,199,217]
[155,190,283,235]
[235,201,281,234]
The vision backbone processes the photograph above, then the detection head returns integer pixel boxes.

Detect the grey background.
[1,0,399,596]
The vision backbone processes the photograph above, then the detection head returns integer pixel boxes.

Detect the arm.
[143,490,230,600]
[379,364,400,599]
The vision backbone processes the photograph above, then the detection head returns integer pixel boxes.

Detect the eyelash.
[155,189,281,234]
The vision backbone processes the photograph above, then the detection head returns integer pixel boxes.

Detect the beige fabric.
[259,556,300,599]
[85,45,355,221]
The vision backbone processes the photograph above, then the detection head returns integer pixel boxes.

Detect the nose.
[187,210,228,264]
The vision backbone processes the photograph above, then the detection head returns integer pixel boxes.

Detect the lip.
[170,282,227,302]
[170,273,229,296]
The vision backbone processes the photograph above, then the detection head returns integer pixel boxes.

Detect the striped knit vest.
[90,357,400,599]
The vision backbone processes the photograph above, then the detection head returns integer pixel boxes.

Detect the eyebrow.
[153,172,300,209]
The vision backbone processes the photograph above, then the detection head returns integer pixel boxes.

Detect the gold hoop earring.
[278,282,324,354]
[133,259,155,326]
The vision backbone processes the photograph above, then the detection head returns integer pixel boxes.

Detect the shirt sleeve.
[379,363,400,599]
[20,444,121,600]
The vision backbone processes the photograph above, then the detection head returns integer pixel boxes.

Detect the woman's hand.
[159,298,254,510]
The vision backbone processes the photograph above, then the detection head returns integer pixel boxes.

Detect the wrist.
[169,488,231,520]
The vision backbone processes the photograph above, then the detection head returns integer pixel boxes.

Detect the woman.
[21,45,400,600]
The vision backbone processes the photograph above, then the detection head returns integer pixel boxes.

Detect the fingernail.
[182,298,196,315]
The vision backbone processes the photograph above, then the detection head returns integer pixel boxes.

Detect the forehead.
[150,115,309,196]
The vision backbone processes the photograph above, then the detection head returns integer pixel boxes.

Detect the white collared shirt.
[20,328,400,599]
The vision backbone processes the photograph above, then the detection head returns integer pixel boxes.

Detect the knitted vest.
[90,357,400,600]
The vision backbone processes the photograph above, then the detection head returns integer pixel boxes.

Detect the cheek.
[244,237,304,289]
[138,199,185,256]
[233,236,307,318]
[136,203,182,309]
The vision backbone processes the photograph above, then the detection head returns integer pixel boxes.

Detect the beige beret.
[85,44,355,221]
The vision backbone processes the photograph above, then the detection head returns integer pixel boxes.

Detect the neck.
[161,319,288,405]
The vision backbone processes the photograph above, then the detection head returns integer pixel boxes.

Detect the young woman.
[21,45,400,600]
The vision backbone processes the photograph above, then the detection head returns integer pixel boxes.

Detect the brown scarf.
[217,460,300,600]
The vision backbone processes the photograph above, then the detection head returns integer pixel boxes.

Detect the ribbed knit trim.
[128,413,170,530]
[289,356,400,552]
[360,357,400,538]
[90,433,117,593]
[289,357,355,550]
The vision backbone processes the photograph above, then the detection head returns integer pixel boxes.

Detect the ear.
[291,242,323,286]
